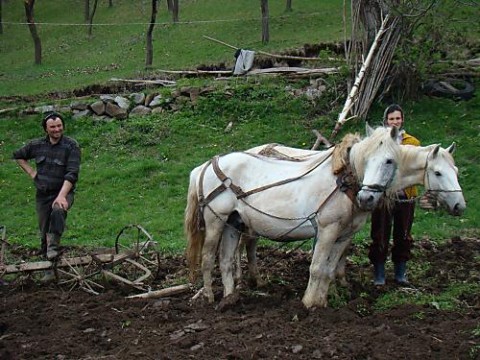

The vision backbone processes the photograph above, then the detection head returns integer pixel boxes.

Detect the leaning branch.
[332,14,391,139]
[203,35,325,62]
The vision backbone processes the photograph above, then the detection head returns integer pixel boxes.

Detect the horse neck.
[398,146,428,188]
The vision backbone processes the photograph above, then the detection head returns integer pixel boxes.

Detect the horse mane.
[331,133,361,174]
[349,127,401,181]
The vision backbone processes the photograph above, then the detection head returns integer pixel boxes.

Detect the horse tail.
[185,168,205,283]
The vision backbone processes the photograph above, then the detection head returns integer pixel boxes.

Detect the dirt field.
[1,236,479,360]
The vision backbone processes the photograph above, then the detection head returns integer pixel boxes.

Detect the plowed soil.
[1,237,479,360]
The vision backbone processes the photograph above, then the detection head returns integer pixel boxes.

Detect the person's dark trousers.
[369,198,415,264]
[36,191,74,256]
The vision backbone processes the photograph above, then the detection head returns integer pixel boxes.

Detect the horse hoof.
[191,287,214,304]
[217,293,240,312]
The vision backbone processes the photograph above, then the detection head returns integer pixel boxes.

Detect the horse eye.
[435,171,442,176]
[386,159,393,165]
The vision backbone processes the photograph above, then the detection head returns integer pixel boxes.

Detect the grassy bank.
[1,77,479,253]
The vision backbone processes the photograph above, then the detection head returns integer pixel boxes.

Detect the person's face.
[45,117,64,141]
[385,110,403,128]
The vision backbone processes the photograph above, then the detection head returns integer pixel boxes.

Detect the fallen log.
[126,284,191,299]
[110,77,176,86]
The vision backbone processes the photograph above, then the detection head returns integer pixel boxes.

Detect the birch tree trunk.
[145,0,158,67]
[24,0,42,65]
[261,0,269,44]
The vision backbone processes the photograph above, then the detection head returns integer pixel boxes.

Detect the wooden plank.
[0,253,131,274]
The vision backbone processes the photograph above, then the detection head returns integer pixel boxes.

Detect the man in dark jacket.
[13,112,81,267]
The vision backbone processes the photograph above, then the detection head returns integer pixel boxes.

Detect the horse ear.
[431,144,441,158]
[446,142,456,154]
[390,126,399,139]
[365,122,374,136]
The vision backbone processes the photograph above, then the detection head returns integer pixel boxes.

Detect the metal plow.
[0,224,163,295]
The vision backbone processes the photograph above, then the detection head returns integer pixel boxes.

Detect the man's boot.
[40,269,55,282]
[46,233,60,260]
[373,262,385,286]
[394,261,408,284]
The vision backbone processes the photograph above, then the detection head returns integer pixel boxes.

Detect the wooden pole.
[126,284,191,299]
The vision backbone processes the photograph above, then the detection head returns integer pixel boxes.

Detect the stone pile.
[28,86,215,120]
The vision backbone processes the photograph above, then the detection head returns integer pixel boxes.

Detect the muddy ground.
[1,236,479,360]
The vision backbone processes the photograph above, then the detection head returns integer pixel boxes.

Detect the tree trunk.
[84,0,90,22]
[285,0,292,12]
[145,0,158,67]
[0,0,4,35]
[87,0,99,37]
[166,0,172,12]
[109,0,113,7]
[261,0,269,44]
[24,0,42,65]
[172,0,179,23]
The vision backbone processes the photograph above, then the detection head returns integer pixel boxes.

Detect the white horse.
[239,135,466,288]
[185,127,402,309]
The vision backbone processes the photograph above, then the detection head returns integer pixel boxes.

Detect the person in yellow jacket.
[368,104,420,285]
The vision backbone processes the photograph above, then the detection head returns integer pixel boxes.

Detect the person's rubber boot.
[46,233,60,260]
[40,270,55,282]
[394,261,408,285]
[373,262,385,286]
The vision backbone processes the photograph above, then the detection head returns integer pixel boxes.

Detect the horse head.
[354,125,400,211]
[425,143,466,216]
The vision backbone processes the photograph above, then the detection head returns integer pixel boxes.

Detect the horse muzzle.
[356,186,384,211]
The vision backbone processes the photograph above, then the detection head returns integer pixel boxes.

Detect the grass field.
[0,0,344,97]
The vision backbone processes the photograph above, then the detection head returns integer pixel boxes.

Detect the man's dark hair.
[42,112,65,131]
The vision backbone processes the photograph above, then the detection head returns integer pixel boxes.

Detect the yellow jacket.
[402,132,421,199]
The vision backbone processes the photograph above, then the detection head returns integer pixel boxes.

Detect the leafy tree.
[24,0,41,64]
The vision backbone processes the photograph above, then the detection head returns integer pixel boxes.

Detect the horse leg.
[234,232,247,284]
[335,252,349,287]
[219,223,241,298]
[329,237,353,287]
[244,233,265,287]
[302,224,340,309]
[200,218,225,303]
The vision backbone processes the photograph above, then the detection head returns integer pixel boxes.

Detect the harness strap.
[211,156,247,198]
[336,164,360,205]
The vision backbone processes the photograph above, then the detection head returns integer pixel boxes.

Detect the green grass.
[1,77,479,253]
[0,0,344,97]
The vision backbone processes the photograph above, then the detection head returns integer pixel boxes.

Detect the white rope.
[1,12,325,27]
